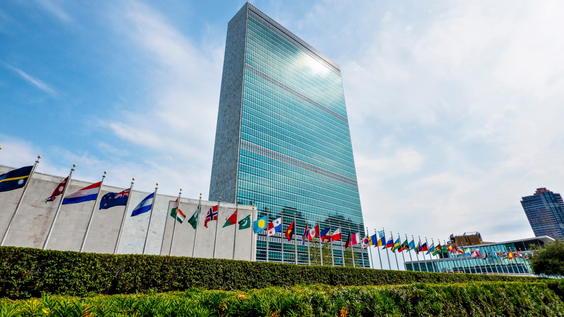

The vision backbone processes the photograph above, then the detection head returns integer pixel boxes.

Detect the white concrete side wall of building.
[0,165,256,261]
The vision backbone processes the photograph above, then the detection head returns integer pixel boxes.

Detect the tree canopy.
[530,239,564,276]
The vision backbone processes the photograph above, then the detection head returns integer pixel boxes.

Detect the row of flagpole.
[0,155,533,274]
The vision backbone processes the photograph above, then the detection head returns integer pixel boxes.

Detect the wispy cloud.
[5,64,57,96]
[35,0,72,23]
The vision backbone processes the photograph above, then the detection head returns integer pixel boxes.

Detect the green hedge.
[0,246,536,299]
[2,282,564,316]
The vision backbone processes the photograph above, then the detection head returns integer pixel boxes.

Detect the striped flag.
[62,182,101,205]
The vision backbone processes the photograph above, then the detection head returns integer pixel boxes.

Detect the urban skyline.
[2,1,564,248]
[521,188,564,240]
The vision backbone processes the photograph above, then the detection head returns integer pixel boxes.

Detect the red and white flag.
[308,224,319,241]
[350,232,360,246]
[45,177,68,202]
[330,228,342,241]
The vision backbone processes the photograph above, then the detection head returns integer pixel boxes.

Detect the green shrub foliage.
[1,282,564,316]
[531,239,564,276]
[0,246,535,299]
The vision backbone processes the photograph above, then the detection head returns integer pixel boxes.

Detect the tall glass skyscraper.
[209,3,367,266]
[521,188,564,239]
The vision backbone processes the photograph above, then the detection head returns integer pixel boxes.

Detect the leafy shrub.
[531,239,564,276]
[0,246,536,299]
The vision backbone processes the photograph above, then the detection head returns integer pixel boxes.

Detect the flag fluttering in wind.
[285,220,295,241]
[223,209,238,227]
[331,228,342,241]
[170,198,186,223]
[320,227,331,242]
[187,204,200,229]
[253,216,267,233]
[302,223,309,245]
[46,176,68,202]
[0,166,32,193]
[62,182,101,205]
[267,218,282,236]
[308,225,319,241]
[131,192,154,216]
[238,214,251,230]
[100,189,130,210]
[204,205,218,228]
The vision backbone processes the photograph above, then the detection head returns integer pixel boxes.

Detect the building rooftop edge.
[245,2,341,73]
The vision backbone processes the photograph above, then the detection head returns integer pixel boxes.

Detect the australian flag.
[99,188,130,210]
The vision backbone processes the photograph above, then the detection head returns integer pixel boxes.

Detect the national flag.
[369,234,377,246]
[447,245,453,253]
[302,223,309,245]
[420,242,429,252]
[385,237,394,249]
[399,239,409,252]
[415,242,420,254]
[377,230,385,246]
[457,247,464,254]
[62,182,101,205]
[170,198,186,223]
[331,228,342,241]
[187,204,200,229]
[223,209,238,227]
[344,235,351,248]
[308,225,319,241]
[433,243,442,255]
[320,227,331,242]
[253,216,267,233]
[46,177,68,202]
[204,205,218,228]
[426,243,435,255]
[100,189,130,210]
[361,237,369,249]
[131,192,154,216]
[285,220,295,241]
[391,238,401,252]
[0,166,33,193]
[267,218,282,236]
[350,232,361,246]
[408,239,416,251]
[508,252,513,260]
[238,214,251,230]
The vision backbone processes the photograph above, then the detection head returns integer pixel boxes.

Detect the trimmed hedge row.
[0,246,536,299]
[2,282,564,316]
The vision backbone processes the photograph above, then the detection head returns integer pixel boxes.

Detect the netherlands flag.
[62,182,101,205]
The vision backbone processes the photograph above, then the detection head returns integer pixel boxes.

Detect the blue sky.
[2,0,564,246]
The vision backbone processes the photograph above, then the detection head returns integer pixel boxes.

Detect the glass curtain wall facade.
[521,188,564,239]
[405,237,552,275]
[209,3,367,266]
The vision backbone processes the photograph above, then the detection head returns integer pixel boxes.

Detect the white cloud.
[35,0,73,23]
[5,64,57,96]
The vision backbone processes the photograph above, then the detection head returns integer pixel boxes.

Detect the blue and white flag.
[131,192,154,216]
[267,217,282,236]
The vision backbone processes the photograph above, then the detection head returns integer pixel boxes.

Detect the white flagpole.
[114,178,134,254]
[250,203,255,261]
[349,225,355,268]
[329,221,334,266]
[142,183,158,254]
[375,229,383,270]
[359,224,366,268]
[80,171,106,252]
[307,216,311,266]
[399,233,406,270]
[429,238,436,272]
[406,234,414,271]
[212,197,220,258]
[294,213,298,265]
[1,155,41,246]
[168,189,182,256]
[191,194,202,258]
[383,227,391,270]
[367,227,374,269]
[265,207,270,262]
[319,218,323,266]
[281,210,284,264]
[231,201,238,260]
[391,231,399,270]
[43,164,74,250]
[414,236,422,272]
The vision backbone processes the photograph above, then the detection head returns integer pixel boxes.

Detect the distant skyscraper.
[521,188,564,239]
[209,3,366,265]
